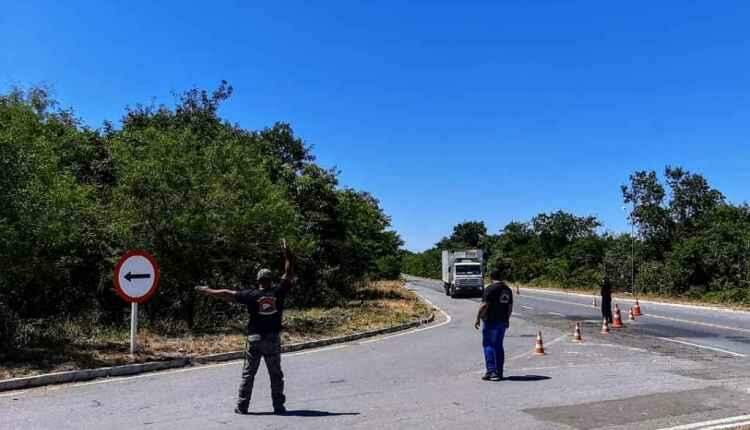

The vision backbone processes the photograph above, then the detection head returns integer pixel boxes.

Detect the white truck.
[442,249,484,298]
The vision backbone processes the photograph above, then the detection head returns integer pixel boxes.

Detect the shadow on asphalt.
[247,410,360,417]
[504,375,550,382]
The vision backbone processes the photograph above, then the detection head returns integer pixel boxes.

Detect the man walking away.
[601,274,613,324]
[474,266,513,381]
[196,240,295,415]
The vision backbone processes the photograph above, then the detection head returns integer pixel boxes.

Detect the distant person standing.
[196,240,295,415]
[474,266,513,381]
[601,275,613,324]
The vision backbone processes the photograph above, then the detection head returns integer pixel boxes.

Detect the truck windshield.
[455,265,481,275]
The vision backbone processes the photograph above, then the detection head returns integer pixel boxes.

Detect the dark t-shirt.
[236,277,293,334]
[482,281,513,324]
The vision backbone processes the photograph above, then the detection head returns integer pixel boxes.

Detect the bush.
[374,255,402,280]
[0,301,19,351]
[1,84,403,330]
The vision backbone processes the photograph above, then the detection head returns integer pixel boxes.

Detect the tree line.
[403,167,750,304]
[0,84,402,350]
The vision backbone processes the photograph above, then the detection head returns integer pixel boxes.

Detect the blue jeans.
[482,321,508,375]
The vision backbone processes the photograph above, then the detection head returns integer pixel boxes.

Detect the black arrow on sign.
[125,272,151,282]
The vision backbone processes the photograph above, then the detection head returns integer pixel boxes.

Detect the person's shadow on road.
[248,410,360,417]
[503,375,550,382]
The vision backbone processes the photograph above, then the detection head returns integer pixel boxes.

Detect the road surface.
[2,277,750,429]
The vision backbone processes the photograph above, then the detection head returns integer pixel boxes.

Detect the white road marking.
[656,337,746,357]
[547,312,564,317]
[358,292,452,344]
[521,286,750,315]
[644,313,750,335]
[1,283,452,397]
[521,294,597,309]
[657,414,750,430]
[521,305,534,311]
[409,276,750,316]
[509,334,567,361]
[703,421,750,430]
[521,294,750,335]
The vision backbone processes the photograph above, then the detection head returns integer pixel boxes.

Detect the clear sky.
[3,1,749,251]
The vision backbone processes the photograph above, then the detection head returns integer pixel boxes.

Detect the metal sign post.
[113,250,160,356]
[130,302,138,355]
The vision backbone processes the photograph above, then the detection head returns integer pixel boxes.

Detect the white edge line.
[359,285,452,344]
[703,421,750,430]
[656,337,746,358]
[521,294,750,335]
[407,275,750,314]
[657,414,750,430]
[520,286,750,315]
[1,282,452,397]
[643,314,750,335]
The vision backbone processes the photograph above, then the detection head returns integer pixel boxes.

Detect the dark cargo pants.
[237,333,285,409]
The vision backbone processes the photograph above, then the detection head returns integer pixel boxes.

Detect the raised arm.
[195,286,237,303]
[281,239,294,280]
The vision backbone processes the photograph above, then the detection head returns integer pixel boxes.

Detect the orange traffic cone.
[633,299,642,316]
[534,331,546,355]
[600,319,610,335]
[592,297,598,307]
[612,304,624,328]
[572,323,583,342]
[628,307,636,321]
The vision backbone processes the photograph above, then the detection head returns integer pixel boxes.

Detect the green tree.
[622,170,673,259]
[441,221,487,249]
[0,88,99,321]
[665,166,724,235]
[108,84,298,326]
[337,189,403,280]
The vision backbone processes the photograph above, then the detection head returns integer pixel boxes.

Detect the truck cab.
[442,250,484,298]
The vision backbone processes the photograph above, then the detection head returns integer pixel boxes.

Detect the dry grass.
[0,280,432,380]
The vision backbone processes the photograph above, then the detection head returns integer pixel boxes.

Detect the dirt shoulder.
[0,280,431,380]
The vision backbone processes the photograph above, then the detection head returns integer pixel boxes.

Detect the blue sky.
[3,1,749,251]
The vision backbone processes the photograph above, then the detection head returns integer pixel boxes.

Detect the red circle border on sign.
[113,250,161,304]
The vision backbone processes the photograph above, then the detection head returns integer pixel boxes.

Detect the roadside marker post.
[113,250,160,355]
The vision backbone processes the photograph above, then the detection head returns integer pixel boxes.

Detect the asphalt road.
[2,278,750,430]
[509,285,750,358]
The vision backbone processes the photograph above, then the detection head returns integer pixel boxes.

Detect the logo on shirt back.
[499,291,511,304]
[257,296,278,315]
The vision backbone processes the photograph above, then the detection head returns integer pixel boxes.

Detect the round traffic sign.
[113,250,160,304]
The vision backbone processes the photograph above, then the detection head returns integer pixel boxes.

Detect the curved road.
[2,278,750,429]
